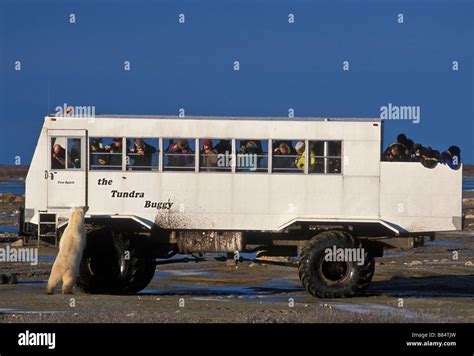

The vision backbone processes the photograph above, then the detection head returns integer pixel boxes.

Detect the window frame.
[84,135,344,175]
[88,136,125,171]
[308,139,344,175]
[162,137,197,172]
[49,135,85,171]
[124,137,160,172]
[197,138,234,173]
[234,138,270,174]
[270,138,307,175]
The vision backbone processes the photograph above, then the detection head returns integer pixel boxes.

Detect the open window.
[199,139,232,172]
[90,137,123,170]
[50,137,83,170]
[272,140,303,174]
[236,139,268,173]
[163,138,195,171]
[126,138,159,171]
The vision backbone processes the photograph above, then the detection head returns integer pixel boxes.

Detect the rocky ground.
[0,231,472,323]
[0,182,472,323]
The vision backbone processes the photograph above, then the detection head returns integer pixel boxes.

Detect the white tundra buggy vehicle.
[19,115,462,297]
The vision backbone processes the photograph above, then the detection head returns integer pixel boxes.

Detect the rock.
[0,273,18,284]
[9,274,18,284]
[441,258,450,263]
[11,239,23,247]
[248,262,258,268]
[408,260,423,266]
[465,261,473,266]
[0,192,15,203]
[465,214,474,220]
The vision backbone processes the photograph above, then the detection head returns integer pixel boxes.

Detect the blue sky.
[0,0,473,164]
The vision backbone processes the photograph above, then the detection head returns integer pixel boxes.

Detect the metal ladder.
[37,212,58,247]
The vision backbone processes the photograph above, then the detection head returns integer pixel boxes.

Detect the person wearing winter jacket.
[295,141,316,172]
[200,139,219,171]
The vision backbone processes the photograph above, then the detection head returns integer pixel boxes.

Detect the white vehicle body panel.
[24,115,462,235]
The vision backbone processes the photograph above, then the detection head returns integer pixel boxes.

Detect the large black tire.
[298,230,375,298]
[77,229,156,295]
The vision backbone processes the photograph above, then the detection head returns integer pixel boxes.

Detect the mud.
[0,228,473,323]
[0,187,473,323]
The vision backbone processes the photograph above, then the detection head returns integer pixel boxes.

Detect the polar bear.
[46,207,88,294]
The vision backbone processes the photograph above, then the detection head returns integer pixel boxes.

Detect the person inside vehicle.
[106,138,123,167]
[383,143,408,162]
[200,139,218,171]
[274,140,296,155]
[397,133,415,159]
[273,142,294,171]
[441,145,461,170]
[51,144,66,169]
[239,140,263,171]
[129,138,157,170]
[214,139,231,155]
[90,138,108,167]
[295,141,316,172]
[166,139,194,168]
[413,144,441,168]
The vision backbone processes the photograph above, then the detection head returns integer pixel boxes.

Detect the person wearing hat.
[129,138,157,170]
[441,145,461,170]
[383,143,406,162]
[214,139,232,155]
[238,140,263,171]
[200,139,218,171]
[273,142,294,171]
[167,139,194,168]
[396,133,415,159]
[295,141,316,172]
[107,138,123,167]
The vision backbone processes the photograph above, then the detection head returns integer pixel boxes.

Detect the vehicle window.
[163,138,195,171]
[199,139,232,172]
[272,140,304,174]
[236,139,268,173]
[51,137,67,170]
[126,138,159,171]
[90,137,123,170]
[310,141,342,174]
[51,137,82,170]
[67,138,82,169]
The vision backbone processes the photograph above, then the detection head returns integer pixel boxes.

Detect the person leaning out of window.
[295,141,316,172]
